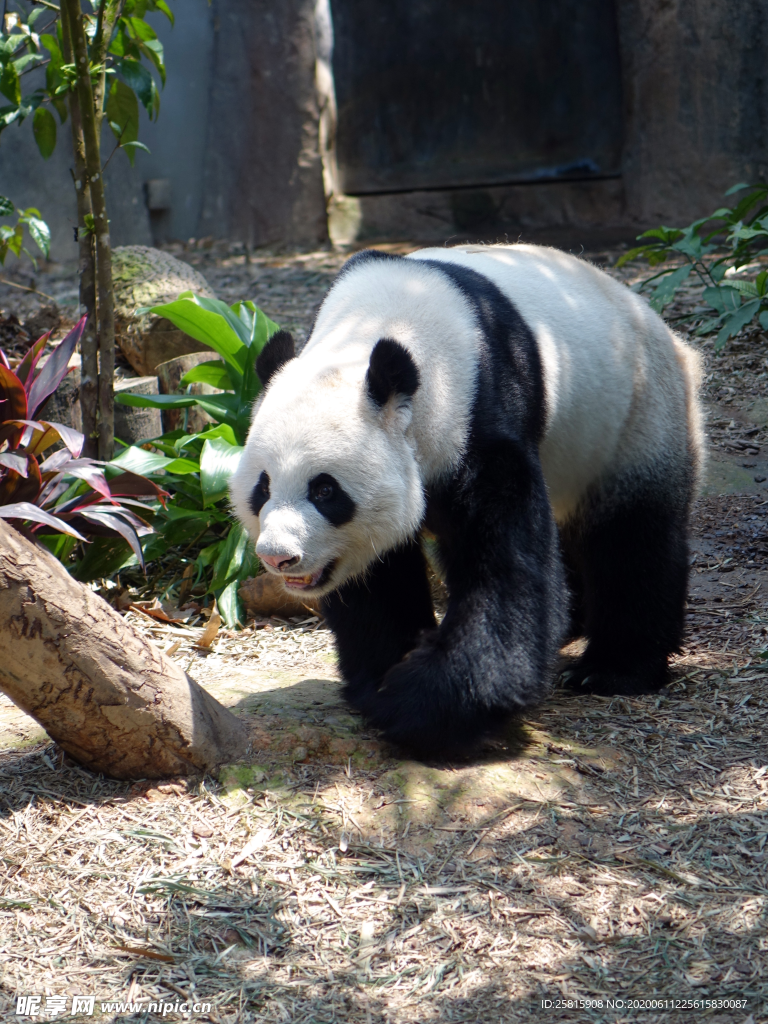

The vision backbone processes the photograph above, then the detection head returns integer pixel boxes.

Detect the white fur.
[410,245,703,520]
[230,244,703,594]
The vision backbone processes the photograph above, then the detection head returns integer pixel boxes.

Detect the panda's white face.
[230,362,425,597]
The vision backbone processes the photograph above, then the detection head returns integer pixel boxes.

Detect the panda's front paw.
[360,652,501,759]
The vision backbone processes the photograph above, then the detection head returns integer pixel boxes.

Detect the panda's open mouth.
[282,560,336,591]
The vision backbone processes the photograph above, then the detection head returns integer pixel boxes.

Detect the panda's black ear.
[256,330,295,388]
[366,338,420,407]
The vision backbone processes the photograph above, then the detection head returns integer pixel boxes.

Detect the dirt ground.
[0,245,766,1024]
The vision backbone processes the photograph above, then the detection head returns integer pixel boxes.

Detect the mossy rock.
[112,245,218,375]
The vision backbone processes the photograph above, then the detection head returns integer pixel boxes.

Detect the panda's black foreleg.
[321,539,437,711]
[561,488,690,696]
[359,441,567,757]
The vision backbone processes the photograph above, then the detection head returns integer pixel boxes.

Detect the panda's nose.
[260,553,300,571]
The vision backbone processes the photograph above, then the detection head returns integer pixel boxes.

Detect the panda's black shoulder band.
[366,338,420,407]
[256,330,295,388]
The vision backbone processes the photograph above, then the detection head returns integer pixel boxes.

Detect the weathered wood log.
[0,520,249,779]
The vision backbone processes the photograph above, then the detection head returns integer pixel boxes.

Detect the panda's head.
[229,330,426,597]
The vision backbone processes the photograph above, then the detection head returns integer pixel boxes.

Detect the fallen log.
[0,520,249,779]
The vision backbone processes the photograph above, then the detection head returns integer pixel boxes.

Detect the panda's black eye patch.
[308,473,355,526]
[250,471,270,517]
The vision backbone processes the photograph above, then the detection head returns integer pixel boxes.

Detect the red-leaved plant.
[0,318,165,567]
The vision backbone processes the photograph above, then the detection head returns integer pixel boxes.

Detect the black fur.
[366,338,420,407]
[256,330,295,388]
[308,472,356,526]
[322,540,437,703]
[559,476,692,695]
[249,471,270,518]
[328,256,567,756]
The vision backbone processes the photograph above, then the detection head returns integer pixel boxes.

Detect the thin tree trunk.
[0,520,249,779]
[63,0,115,461]
[91,0,123,138]
[61,1,98,458]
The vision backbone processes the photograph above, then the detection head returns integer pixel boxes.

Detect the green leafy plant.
[113,294,282,625]
[0,318,167,577]
[0,193,50,266]
[619,183,768,351]
[115,292,280,444]
[111,429,258,626]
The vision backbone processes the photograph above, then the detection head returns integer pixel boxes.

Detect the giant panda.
[230,244,704,757]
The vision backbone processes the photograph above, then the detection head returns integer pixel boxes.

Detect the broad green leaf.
[200,437,243,507]
[26,215,50,258]
[180,360,233,390]
[0,62,20,105]
[155,0,175,24]
[120,140,150,157]
[116,391,201,410]
[13,54,43,75]
[163,456,200,475]
[216,578,241,627]
[710,263,728,283]
[140,39,166,87]
[197,539,224,567]
[616,244,657,268]
[51,95,68,123]
[725,182,752,196]
[760,311,768,332]
[638,226,683,245]
[140,298,248,372]
[110,445,175,475]
[0,195,14,216]
[106,78,139,147]
[648,265,692,311]
[177,423,239,449]
[127,16,158,41]
[17,89,44,122]
[714,298,761,352]
[115,390,241,428]
[40,34,62,63]
[117,57,154,113]
[703,285,741,315]
[209,522,247,590]
[725,279,760,298]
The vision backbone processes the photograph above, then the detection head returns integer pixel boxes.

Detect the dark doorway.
[329,0,624,195]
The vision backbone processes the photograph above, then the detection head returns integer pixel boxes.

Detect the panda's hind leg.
[560,477,691,697]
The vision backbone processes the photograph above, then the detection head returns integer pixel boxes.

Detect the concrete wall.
[617,0,768,226]
[0,0,327,263]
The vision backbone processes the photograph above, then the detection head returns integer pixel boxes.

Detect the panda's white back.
[409,245,703,521]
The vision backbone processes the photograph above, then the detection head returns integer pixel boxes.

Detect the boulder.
[112,246,217,376]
